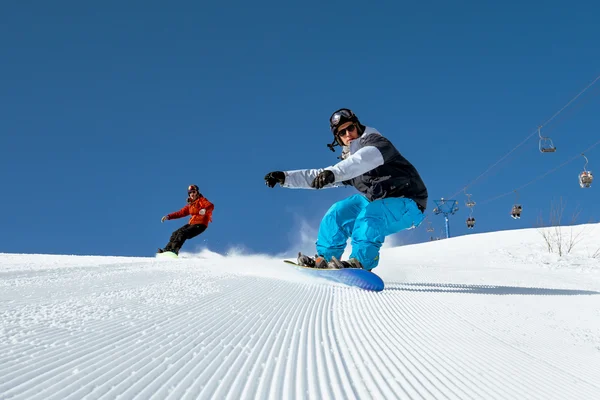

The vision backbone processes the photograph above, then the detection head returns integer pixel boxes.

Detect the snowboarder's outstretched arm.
[166,205,191,220]
[265,169,340,189]
[282,168,344,189]
[265,145,384,189]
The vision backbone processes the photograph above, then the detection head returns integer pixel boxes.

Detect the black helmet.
[187,184,202,202]
[327,108,364,152]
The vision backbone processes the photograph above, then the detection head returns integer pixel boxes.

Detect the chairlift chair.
[466,217,476,229]
[511,204,523,219]
[426,221,434,232]
[539,139,557,153]
[464,191,476,208]
[538,127,556,153]
[579,171,593,188]
[579,154,593,188]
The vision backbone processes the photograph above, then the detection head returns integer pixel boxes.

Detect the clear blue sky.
[1,1,599,257]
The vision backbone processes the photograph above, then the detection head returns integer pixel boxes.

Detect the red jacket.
[167,196,214,226]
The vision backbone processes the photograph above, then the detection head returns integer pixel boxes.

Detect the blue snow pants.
[316,194,425,271]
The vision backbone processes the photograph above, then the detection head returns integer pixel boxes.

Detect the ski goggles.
[329,109,354,130]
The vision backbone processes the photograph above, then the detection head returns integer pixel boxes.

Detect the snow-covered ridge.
[1,224,599,399]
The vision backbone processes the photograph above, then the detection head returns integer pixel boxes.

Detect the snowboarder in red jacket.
[158,185,214,255]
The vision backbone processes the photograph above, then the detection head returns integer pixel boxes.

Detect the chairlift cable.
[446,73,600,200]
[478,138,600,205]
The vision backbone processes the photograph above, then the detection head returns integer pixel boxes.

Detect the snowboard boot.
[297,252,328,269]
[329,256,365,270]
[158,247,178,255]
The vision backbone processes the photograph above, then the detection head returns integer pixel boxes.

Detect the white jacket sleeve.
[282,145,384,189]
[327,146,384,182]
[282,168,343,189]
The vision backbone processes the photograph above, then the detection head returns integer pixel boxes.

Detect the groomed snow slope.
[1,224,600,399]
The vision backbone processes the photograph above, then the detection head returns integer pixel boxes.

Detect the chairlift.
[466,217,476,229]
[511,205,523,219]
[579,153,593,188]
[538,126,556,153]
[580,171,594,188]
[511,190,522,219]
[464,191,476,208]
[463,190,476,228]
[426,221,434,232]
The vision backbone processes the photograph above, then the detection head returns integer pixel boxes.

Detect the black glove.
[264,171,285,188]
[311,170,335,189]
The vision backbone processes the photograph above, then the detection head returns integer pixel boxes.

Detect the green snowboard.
[156,251,178,259]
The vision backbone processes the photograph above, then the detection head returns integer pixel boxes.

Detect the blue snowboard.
[283,260,384,292]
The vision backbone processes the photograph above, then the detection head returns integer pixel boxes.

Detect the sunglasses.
[337,124,357,137]
[188,190,198,195]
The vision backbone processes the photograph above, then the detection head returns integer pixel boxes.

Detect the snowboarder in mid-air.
[264,108,428,271]
[158,184,214,256]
